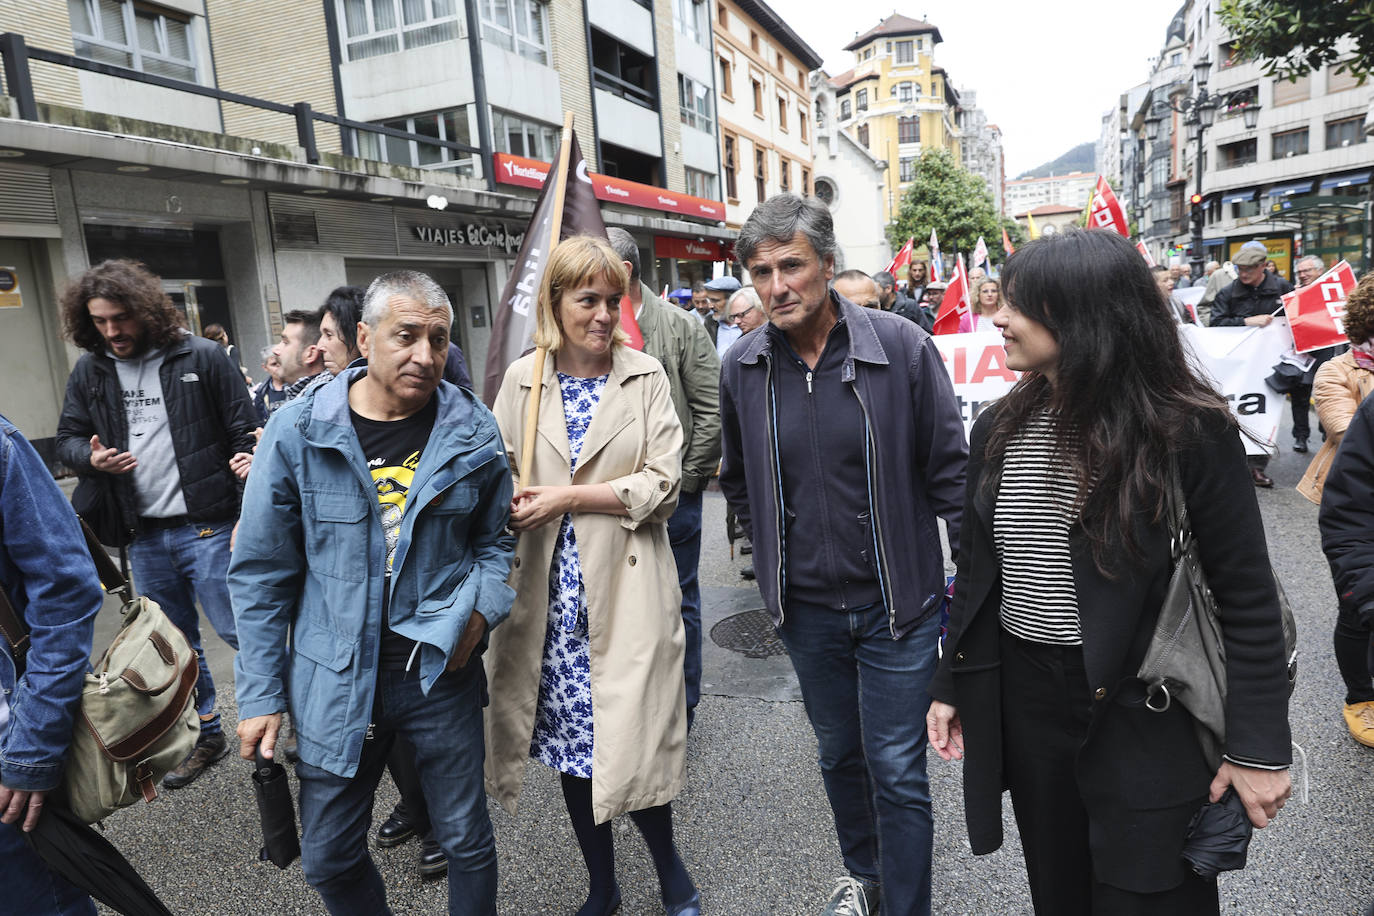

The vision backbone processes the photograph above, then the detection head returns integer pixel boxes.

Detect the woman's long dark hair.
[984,229,1233,574]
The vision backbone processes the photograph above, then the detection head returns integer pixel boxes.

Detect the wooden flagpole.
[519,111,577,485]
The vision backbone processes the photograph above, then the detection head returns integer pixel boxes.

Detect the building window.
[857,123,869,148]
[1271,73,1311,106]
[856,88,868,112]
[684,166,718,200]
[777,95,788,131]
[895,39,913,63]
[896,82,913,103]
[750,30,759,52]
[717,2,726,27]
[68,0,198,80]
[1329,61,1361,94]
[723,133,738,199]
[754,147,766,201]
[797,70,805,90]
[779,155,790,191]
[592,30,657,109]
[899,156,915,182]
[1272,127,1308,159]
[1218,138,1257,168]
[898,115,919,144]
[478,0,547,63]
[491,110,558,160]
[678,74,714,134]
[799,108,808,141]
[800,167,810,196]
[839,98,851,120]
[718,57,733,98]
[1218,40,1248,70]
[776,51,785,70]
[673,0,709,48]
[1327,116,1366,149]
[814,176,836,205]
[752,78,763,117]
[356,107,474,174]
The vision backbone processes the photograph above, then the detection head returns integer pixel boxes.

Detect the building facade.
[712,0,822,232]
[956,88,1005,216]
[1003,171,1096,217]
[0,0,733,457]
[809,69,890,271]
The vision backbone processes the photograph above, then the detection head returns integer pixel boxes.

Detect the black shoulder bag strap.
[0,518,131,679]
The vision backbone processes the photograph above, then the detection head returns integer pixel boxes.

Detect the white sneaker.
[822,875,880,916]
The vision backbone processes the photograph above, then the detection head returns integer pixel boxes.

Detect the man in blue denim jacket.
[0,414,103,915]
[229,272,516,916]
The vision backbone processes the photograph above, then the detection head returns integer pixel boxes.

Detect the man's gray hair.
[872,270,896,292]
[1297,254,1325,271]
[605,227,641,283]
[361,271,454,328]
[727,286,762,314]
[735,193,836,267]
[259,345,274,363]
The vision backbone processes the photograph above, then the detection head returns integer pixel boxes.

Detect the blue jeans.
[129,521,238,737]
[667,488,703,729]
[295,666,496,916]
[776,601,939,916]
[0,820,96,915]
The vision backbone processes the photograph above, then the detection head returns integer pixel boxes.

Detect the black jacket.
[1320,392,1374,612]
[929,404,1291,893]
[56,334,259,530]
[1209,272,1294,326]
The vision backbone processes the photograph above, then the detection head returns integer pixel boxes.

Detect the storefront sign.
[411,221,525,255]
[494,153,727,221]
[1228,236,1293,281]
[0,268,21,309]
[653,236,731,261]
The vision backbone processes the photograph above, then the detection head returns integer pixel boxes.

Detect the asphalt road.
[87,443,1373,915]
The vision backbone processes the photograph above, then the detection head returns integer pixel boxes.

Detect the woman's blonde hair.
[975,278,1001,316]
[533,235,630,352]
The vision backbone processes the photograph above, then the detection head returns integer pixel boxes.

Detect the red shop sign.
[653,236,730,260]
[493,153,726,221]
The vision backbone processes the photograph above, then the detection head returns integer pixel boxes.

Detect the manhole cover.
[710,608,787,658]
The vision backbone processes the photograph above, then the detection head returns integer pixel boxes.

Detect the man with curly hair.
[55,259,258,789]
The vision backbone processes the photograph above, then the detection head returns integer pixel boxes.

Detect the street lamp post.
[1145,57,1261,281]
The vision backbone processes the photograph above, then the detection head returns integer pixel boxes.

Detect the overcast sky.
[766,0,1187,177]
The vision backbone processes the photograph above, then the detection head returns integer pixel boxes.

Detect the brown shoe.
[1250,467,1274,488]
[1345,702,1374,748]
[162,731,230,789]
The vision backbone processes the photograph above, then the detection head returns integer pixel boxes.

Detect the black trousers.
[999,630,1220,916]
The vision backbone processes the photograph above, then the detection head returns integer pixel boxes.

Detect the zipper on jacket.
[850,381,897,636]
[765,355,788,625]
[805,370,813,394]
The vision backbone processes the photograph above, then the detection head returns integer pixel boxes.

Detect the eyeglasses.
[729,308,755,322]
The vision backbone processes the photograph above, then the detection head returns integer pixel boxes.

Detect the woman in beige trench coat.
[487,236,696,916]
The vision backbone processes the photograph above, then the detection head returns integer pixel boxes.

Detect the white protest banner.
[930,324,1291,456]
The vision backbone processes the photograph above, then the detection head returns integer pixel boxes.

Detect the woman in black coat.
[925,230,1292,915]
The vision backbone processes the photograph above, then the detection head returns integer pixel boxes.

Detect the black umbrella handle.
[254,743,277,779]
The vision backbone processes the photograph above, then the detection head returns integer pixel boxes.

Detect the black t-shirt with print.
[350,396,437,671]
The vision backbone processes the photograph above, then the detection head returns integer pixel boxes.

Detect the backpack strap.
[0,585,29,678]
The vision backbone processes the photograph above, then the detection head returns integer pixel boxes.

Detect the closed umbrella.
[251,744,300,868]
[22,800,173,916]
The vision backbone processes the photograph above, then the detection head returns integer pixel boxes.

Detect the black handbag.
[1137,461,1298,770]
[71,475,133,548]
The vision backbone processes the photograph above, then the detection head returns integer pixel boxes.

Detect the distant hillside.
[1016,142,1096,180]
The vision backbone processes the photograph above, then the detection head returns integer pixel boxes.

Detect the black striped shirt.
[994,410,1083,645]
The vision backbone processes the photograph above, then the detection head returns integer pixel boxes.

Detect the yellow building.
[830,14,960,224]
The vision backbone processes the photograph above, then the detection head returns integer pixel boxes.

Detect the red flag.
[885,237,914,278]
[618,296,644,350]
[1001,227,1015,256]
[482,126,608,404]
[1283,260,1357,353]
[932,257,970,336]
[1136,240,1157,267]
[1087,175,1130,237]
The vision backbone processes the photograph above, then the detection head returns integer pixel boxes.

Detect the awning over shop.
[1221,188,1258,205]
[1321,170,1372,190]
[1268,178,1315,198]
[653,236,733,261]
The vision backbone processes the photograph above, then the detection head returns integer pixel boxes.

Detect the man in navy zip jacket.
[719,194,967,916]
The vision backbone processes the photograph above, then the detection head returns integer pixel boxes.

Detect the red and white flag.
[1088,175,1130,238]
[885,237,914,279]
[1136,240,1156,267]
[973,236,989,269]
[1001,227,1015,257]
[932,256,970,336]
[1282,260,1357,353]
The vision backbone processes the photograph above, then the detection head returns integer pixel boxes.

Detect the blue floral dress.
[529,372,608,777]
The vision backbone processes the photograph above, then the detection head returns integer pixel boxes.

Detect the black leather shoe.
[418,835,448,879]
[162,731,229,789]
[1250,467,1274,488]
[376,809,416,848]
[1294,438,1309,453]
[740,564,755,581]
[666,889,700,916]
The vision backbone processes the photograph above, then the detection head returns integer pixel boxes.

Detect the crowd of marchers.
[14,189,1374,916]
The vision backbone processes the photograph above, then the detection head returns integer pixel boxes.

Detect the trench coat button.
[513,556,521,569]
[659,480,670,491]
[628,555,637,566]
[1094,687,1107,700]
[955,652,965,661]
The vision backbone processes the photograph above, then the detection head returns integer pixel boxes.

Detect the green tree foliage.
[888,149,1006,265]
[1219,0,1374,81]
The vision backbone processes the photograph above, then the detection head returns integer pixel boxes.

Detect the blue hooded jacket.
[229,369,515,777]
